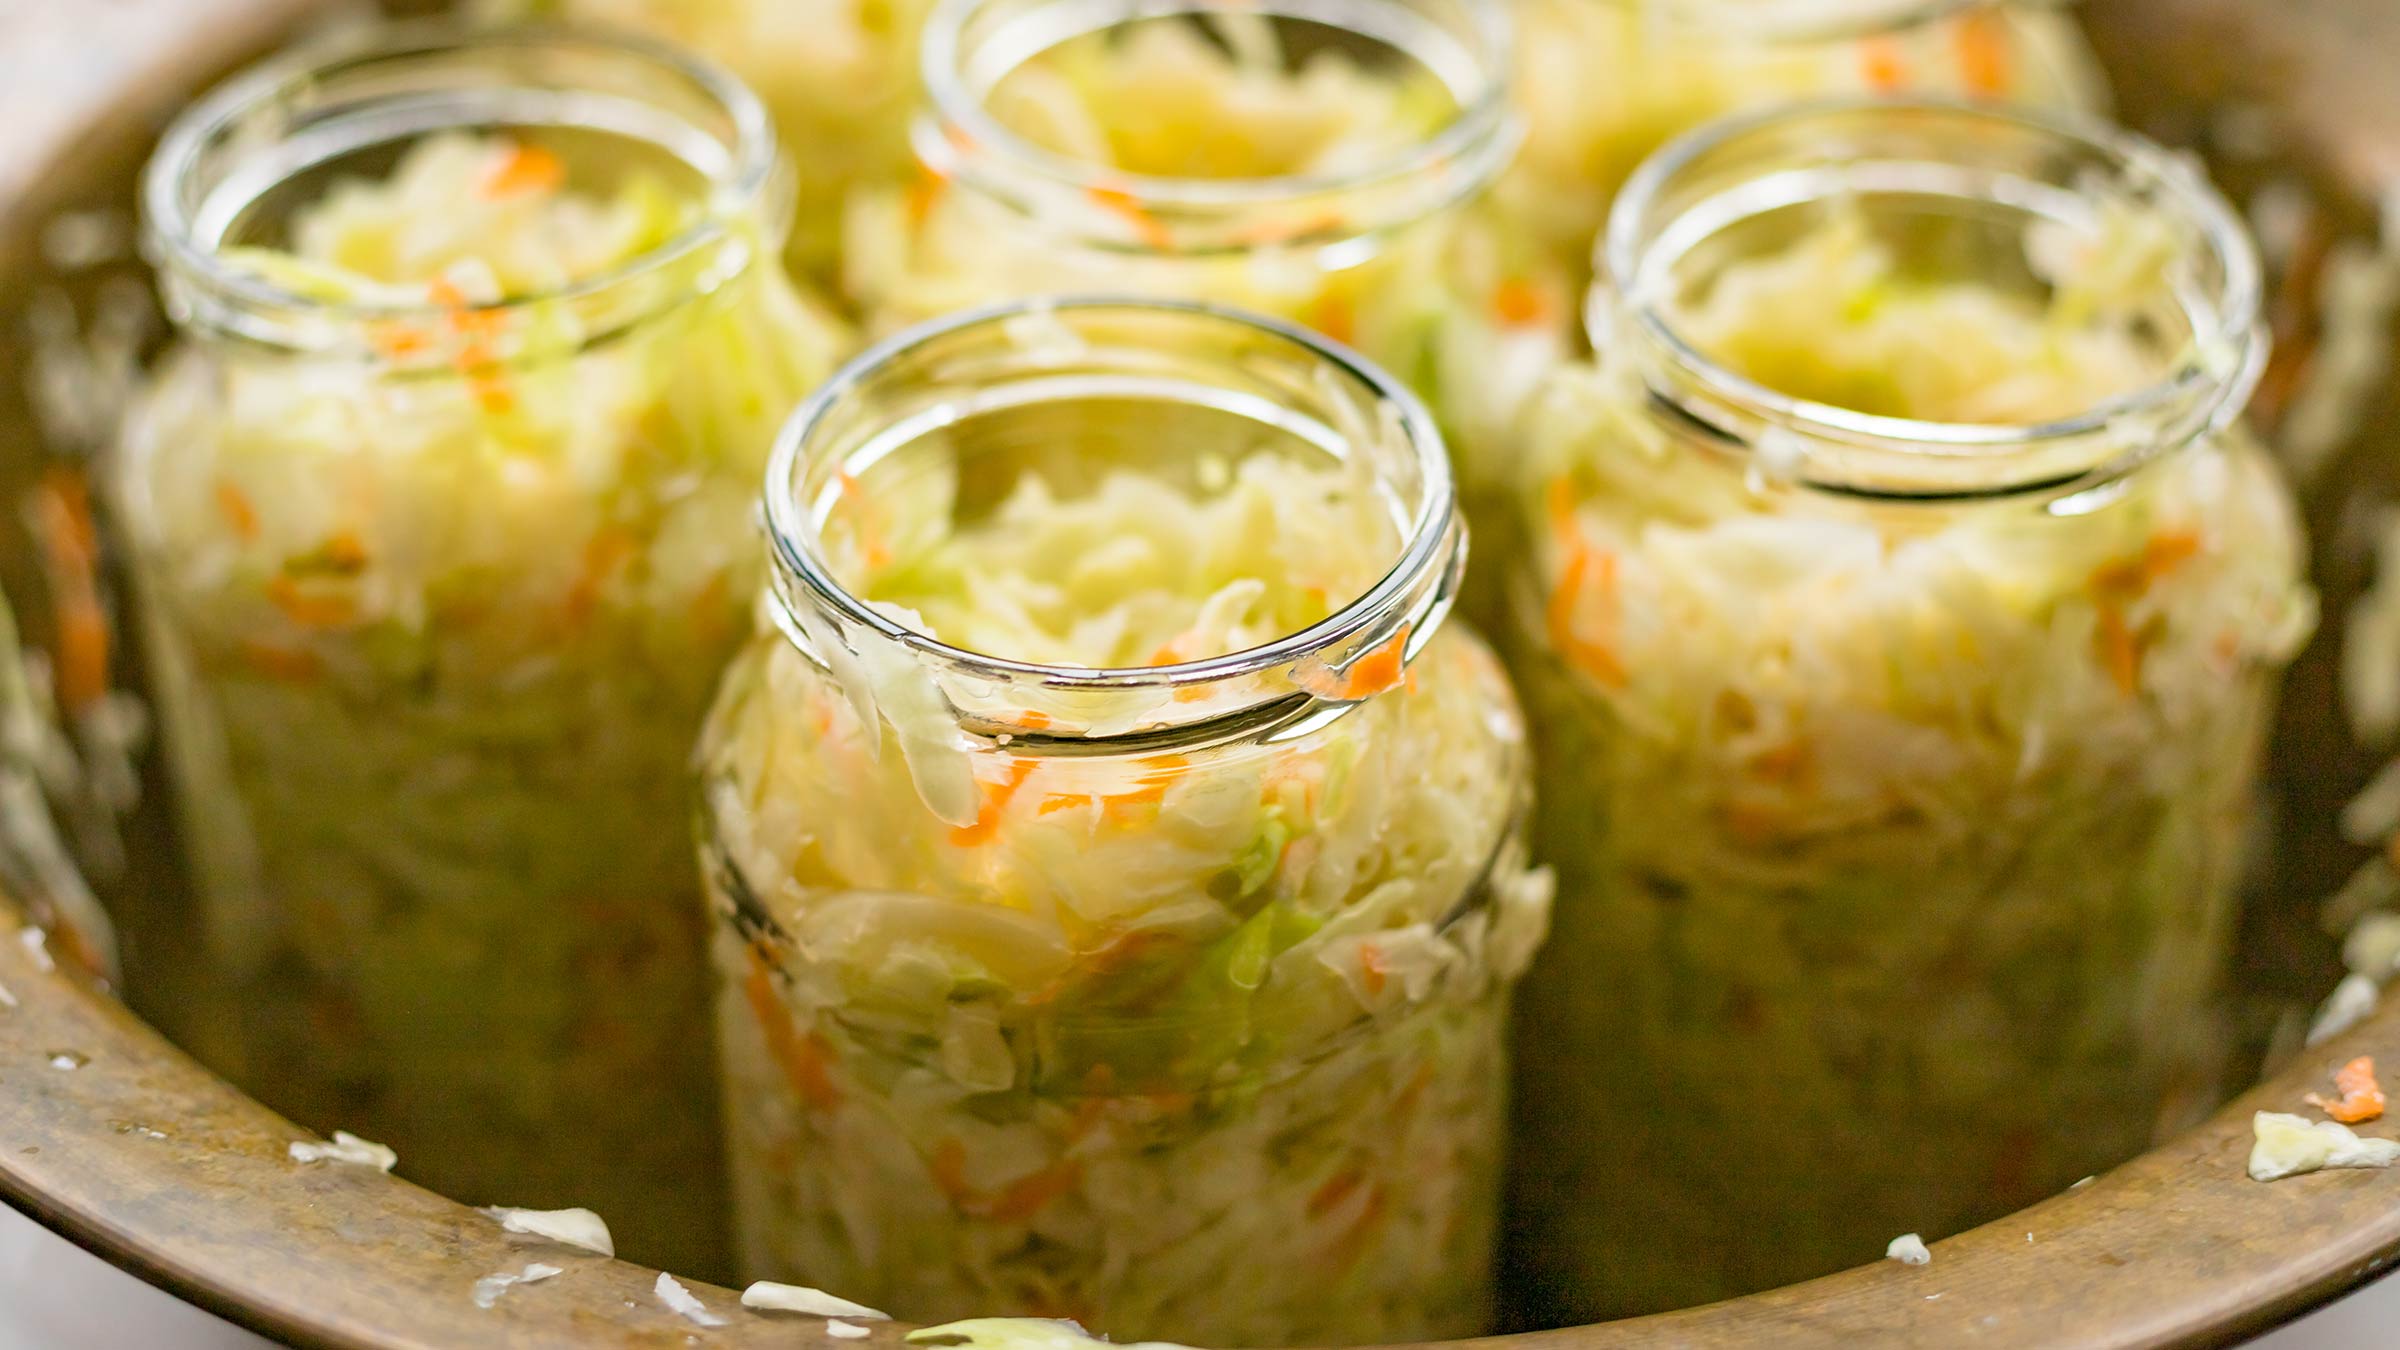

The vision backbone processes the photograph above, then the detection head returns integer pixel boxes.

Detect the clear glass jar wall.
[698,300,1551,1345]
[117,26,847,1275]
[1502,0,2108,276]
[846,0,1519,396]
[1501,102,2316,1321]
[475,0,935,277]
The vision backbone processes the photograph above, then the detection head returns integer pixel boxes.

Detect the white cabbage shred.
[2248,1111,2400,1181]
[480,1207,614,1257]
[471,1262,561,1310]
[1885,1233,1932,1267]
[739,1283,891,1319]
[287,1131,398,1172]
[654,1272,729,1328]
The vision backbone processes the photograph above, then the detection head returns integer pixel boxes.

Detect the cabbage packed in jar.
[480,0,933,277]
[1501,104,2316,1320]
[845,0,1524,407]
[1502,0,2107,275]
[116,30,846,1274]
[699,301,1550,1346]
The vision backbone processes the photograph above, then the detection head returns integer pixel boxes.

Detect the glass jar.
[1503,0,2108,275]
[477,0,935,278]
[118,26,847,1275]
[1502,102,2316,1320]
[698,299,1551,1345]
[846,0,1525,396]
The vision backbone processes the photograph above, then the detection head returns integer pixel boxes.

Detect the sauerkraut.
[1504,207,2314,1315]
[1501,0,2108,271]
[698,306,1548,1345]
[484,0,934,276]
[844,1,1515,390]
[120,123,845,1274]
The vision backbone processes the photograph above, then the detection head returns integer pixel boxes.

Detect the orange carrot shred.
[1311,293,1357,347]
[744,946,842,1111]
[240,641,323,683]
[2308,1056,2387,1124]
[1492,277,1549,328]
[951,758,1038,846]
[1859,35,1911,92]
[2095,607,2140,696]
[32,470,108,715]
[215,482,261,541]
[482,142,567,199]
[1308,1168,1365,1217]
[1337,625,1411,701]
[1954,8,2014,99]
[1359,943,1388,996]
[984,1160,1082,1222]
[1086,185,1174,250]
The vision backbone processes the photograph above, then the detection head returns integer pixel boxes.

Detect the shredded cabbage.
[1504,212,2313,1316]
[481,0,935,275]
[841,14,1484,398]
[118,131,846,1275]
[1499,0,2109,270]
[701,434,1548,1344]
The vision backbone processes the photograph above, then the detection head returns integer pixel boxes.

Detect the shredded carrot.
[1226,211,1346,247]
[1720,800,1786,846]
[905,167,950,228]
[564,526,638,627]
[1859,34,1911,92]
[214,483,261,541]
[1547,547,1627,687]
[1038,793,1096,815]
[1322,1184,1388,1273]
[1341,625,1411,701]
[1310,293,1357,347]
[1308,1167,1365,1217]
[2308,1056,2387,1124]
[1012,709,1053,731]
[266,575,356,629]
[30,470,108,716]
[1492,277,1549,328]
[1359,942,1388,997]
[2141,529,2203,580]
[838,471,893,570]
[482,142,567,200]
[1086,185,1174,250]
[320,530,369,573]
[984,1159,1082,1223]
[929,1137,976,1205]
[744,946,842,1111]
[951,758,1037,846]
[240,640,322,683]
[1748,739,1812,787]
[1954,7,2015,99]
[368,323,436,361]
[2094,607,2140,696]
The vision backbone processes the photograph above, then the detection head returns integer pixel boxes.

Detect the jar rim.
[141,21,783,339]
[763,296,1460,707]
[1594,97,2267,500]
[915,0,1519,245]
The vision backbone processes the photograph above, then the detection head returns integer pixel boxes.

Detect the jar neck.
[1588,99,2265,503]
[142,23,787,365]
[915,0,1518,256]
[763,299,1464,759]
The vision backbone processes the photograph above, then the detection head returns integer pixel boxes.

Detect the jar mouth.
[764,296,1459,708]
[916,0,1519,250]
[1593,98,2266,500]
[142,22,783,345]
